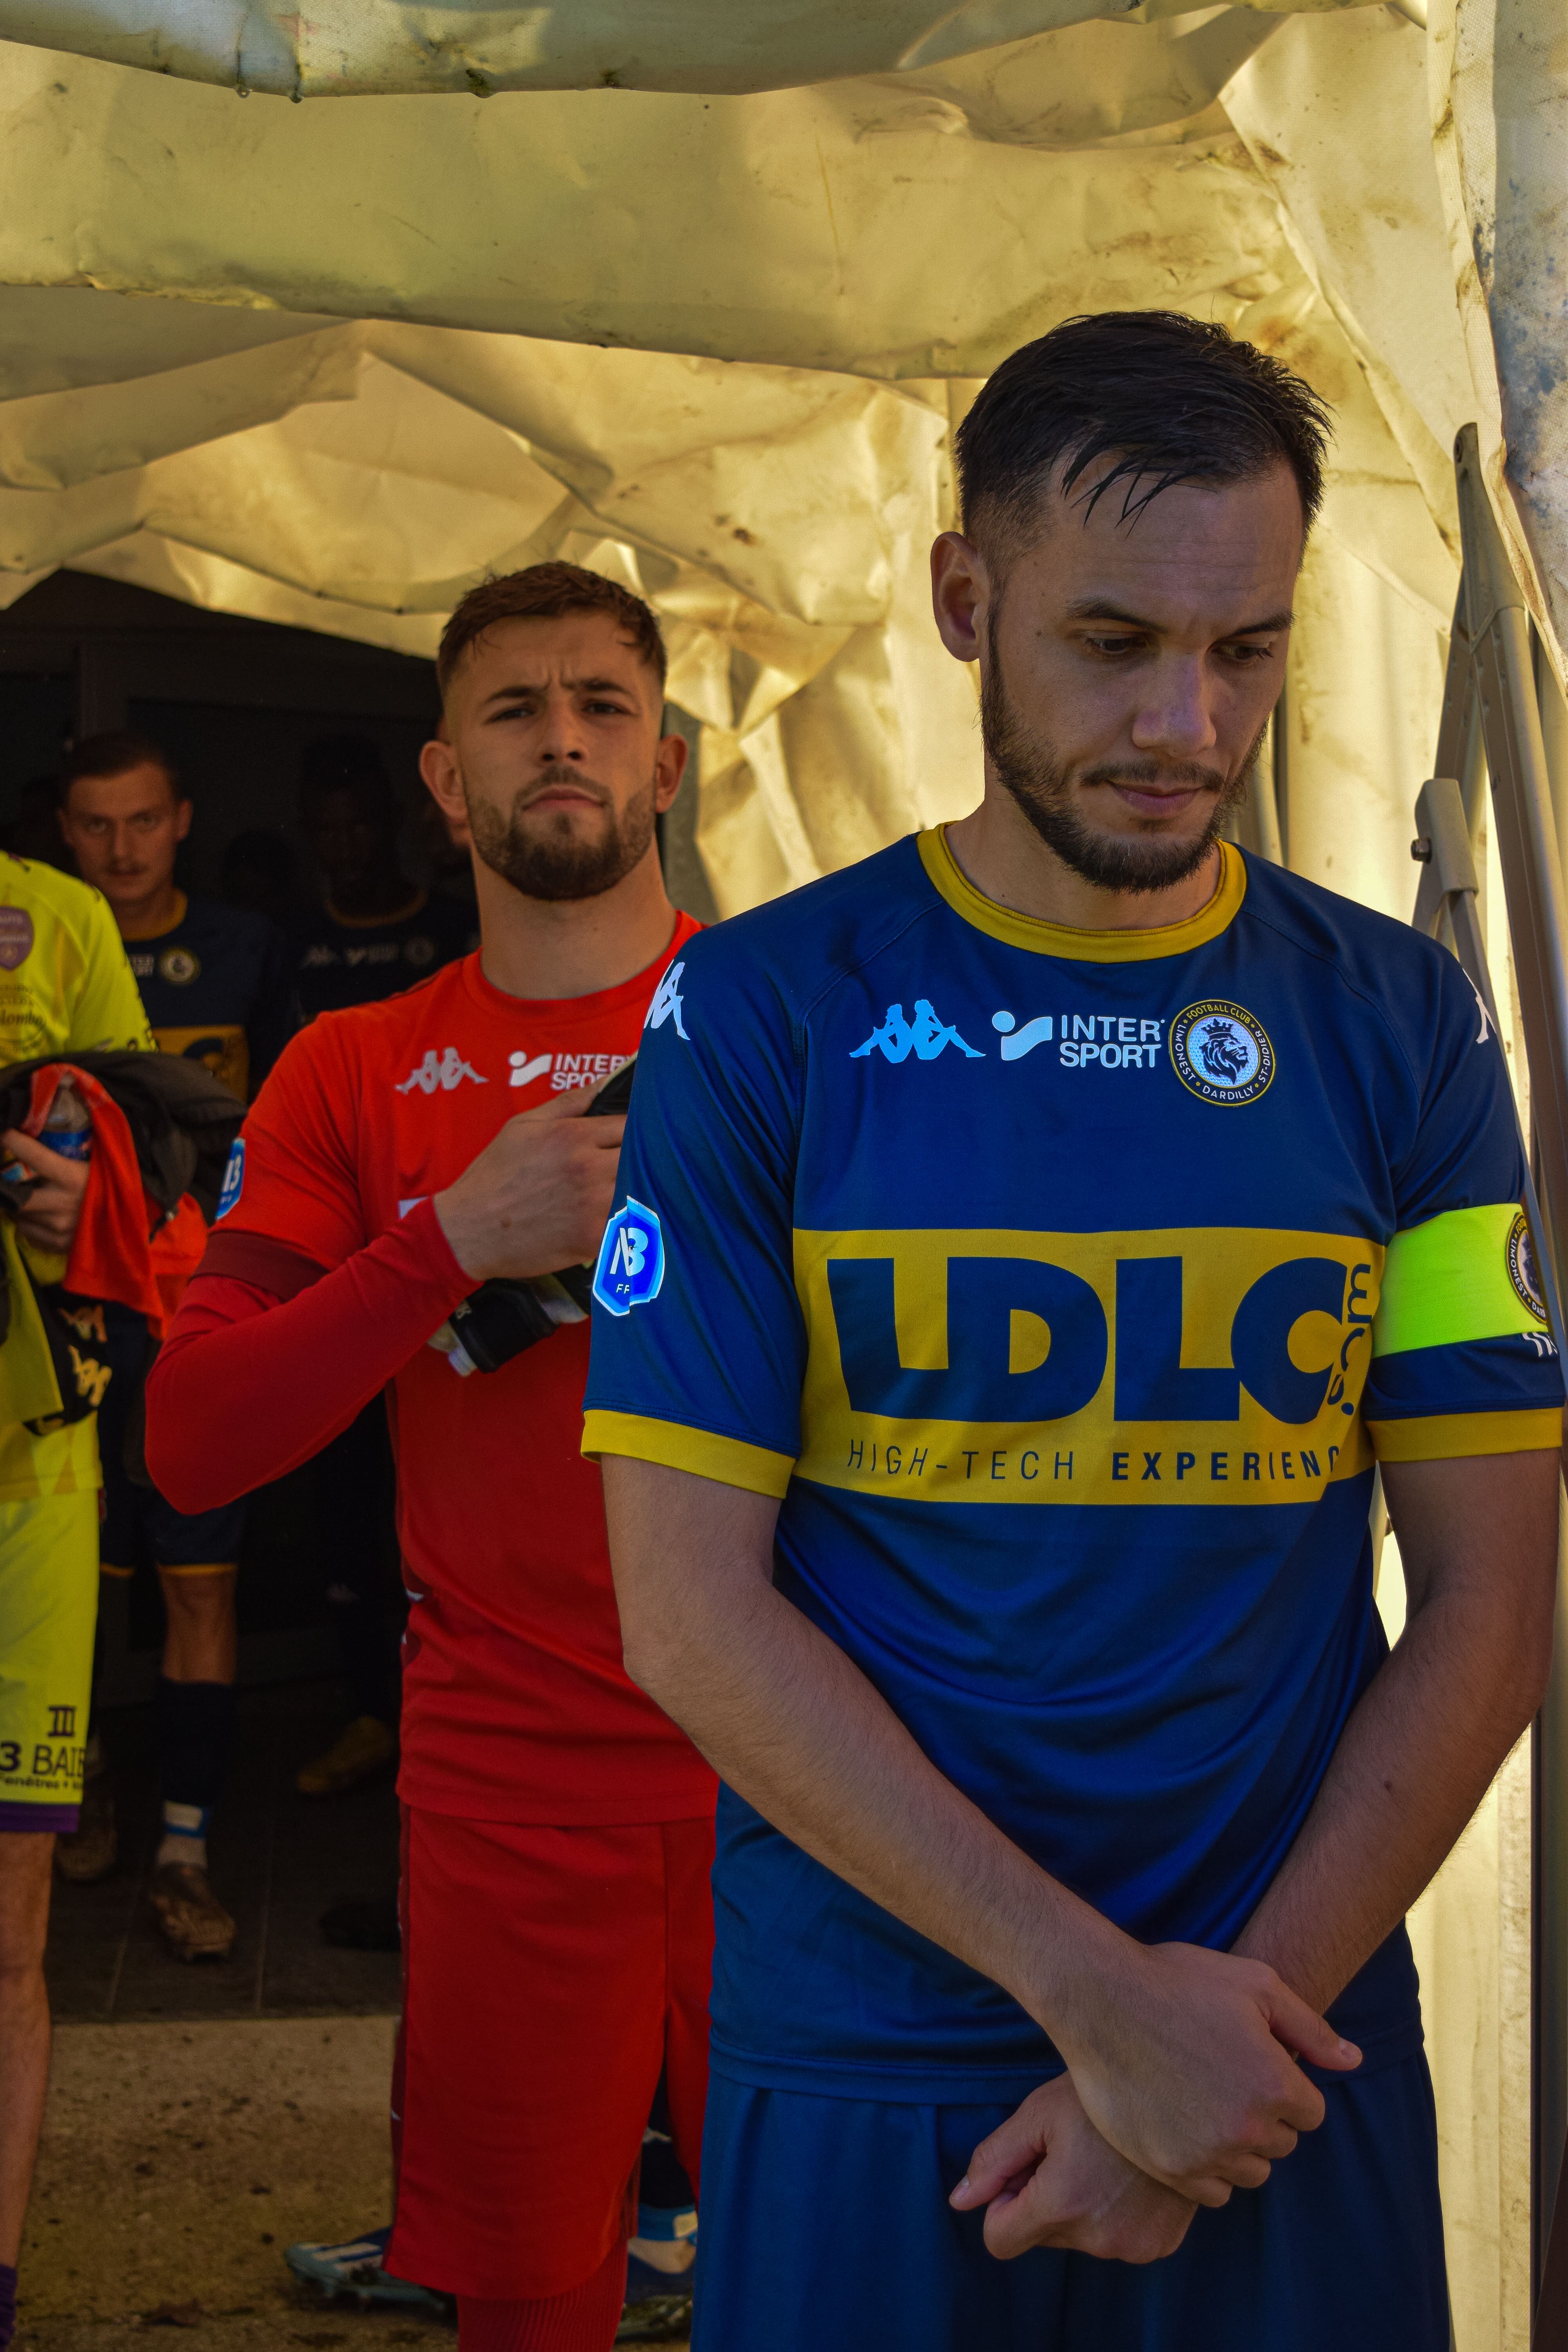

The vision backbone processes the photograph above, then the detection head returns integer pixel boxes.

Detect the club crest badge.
[1506,1209,1548,1324]
[0,908,34,970]
[1169,1000,1275,1106]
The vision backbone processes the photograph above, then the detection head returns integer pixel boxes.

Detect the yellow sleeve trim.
[582,1410,795,1499]
[1368,1407,1562,1463]
[1373,1203,1547,1356]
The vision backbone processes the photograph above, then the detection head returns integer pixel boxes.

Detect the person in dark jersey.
[290,737,472,1802]
[587,314,1565,2351]
[294,736,472,1020]
[54,731,298,1960]
[146,564,716,2352]
[220,828,302,934]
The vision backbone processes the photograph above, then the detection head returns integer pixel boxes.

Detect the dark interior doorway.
[0,569,443,911]
[0,570,442,1702]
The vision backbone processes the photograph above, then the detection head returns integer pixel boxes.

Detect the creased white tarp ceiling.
[0,0,1397,97]
[0,3,1562,2340]
[0,0,1559,927]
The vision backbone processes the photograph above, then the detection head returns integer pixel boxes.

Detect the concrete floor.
[18,2014,689,2352]
[23,1688,688,2351]
[47,1686,403,2026]
[15,2016,453,2352]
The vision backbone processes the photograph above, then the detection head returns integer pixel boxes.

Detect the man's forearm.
[603,1463,1116,2044]
[1235,1450,1559,2010]
[145,1205,470,1510]
[603,1455,1357,2204]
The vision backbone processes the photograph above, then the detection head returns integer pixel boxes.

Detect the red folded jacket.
[20,1063,207,1339]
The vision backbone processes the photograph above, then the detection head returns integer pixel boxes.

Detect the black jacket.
[0,1049,243,1226]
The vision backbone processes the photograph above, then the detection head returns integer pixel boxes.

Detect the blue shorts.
[693,2056,1448,2352]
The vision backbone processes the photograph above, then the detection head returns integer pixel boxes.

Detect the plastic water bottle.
[41,1074,93,1162]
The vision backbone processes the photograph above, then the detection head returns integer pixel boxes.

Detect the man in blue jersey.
[584,311,1564,2349]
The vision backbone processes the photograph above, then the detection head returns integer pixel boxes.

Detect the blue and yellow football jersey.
[126,891,298,1101]
[584,830,1564,2102]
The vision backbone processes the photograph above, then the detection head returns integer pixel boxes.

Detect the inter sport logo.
[509,1050,628,1093]
[851,1000,983,1063]
[994,1011,1166,1070]
[1169,1001,1275,1106]
[991,1012,1055,1062]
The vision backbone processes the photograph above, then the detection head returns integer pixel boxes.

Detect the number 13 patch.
[593,1199,666,1317]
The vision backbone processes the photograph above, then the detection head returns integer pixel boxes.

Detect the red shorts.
[387,1805,715,2301]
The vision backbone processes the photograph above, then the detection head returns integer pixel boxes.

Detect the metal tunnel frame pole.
[1419,427,1568,2337]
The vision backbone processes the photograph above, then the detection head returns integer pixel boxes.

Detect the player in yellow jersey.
[0,850,151,2352]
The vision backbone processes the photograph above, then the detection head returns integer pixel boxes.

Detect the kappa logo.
[69,1346,111,1408]
[396,1047,487,1095]
[851,1000,983,1063]
[1169,1000,1275,1106]
[645,962,689,1041]
[593,1199,666,1316]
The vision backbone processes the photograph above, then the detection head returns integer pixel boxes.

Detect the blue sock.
[0,2257,19,2350]
[635,2204,697,2246]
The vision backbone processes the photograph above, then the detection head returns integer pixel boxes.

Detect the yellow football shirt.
[0,855,153,1499]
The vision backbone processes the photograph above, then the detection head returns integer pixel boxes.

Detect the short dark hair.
[955,312,1332,564]
[297,735,396,829]
[61,730,180,802]
[437,563,667,697]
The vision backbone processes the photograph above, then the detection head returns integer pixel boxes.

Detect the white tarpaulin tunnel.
[0,2,1563,2339]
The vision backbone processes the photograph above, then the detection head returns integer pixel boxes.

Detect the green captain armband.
[1372,1202,1549,1357]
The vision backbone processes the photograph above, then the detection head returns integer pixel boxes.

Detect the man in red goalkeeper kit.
[145,564,714,2352]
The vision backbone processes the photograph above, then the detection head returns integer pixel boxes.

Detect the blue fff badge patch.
[593,1198,666,1317]
[214,1138,245,1221]
[1169,999,1275,1106]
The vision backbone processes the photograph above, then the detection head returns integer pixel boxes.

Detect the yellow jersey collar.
[916,826,1247,964]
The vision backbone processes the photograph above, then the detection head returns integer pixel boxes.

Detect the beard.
[980,613,1261,896]
[466,766,657,903]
